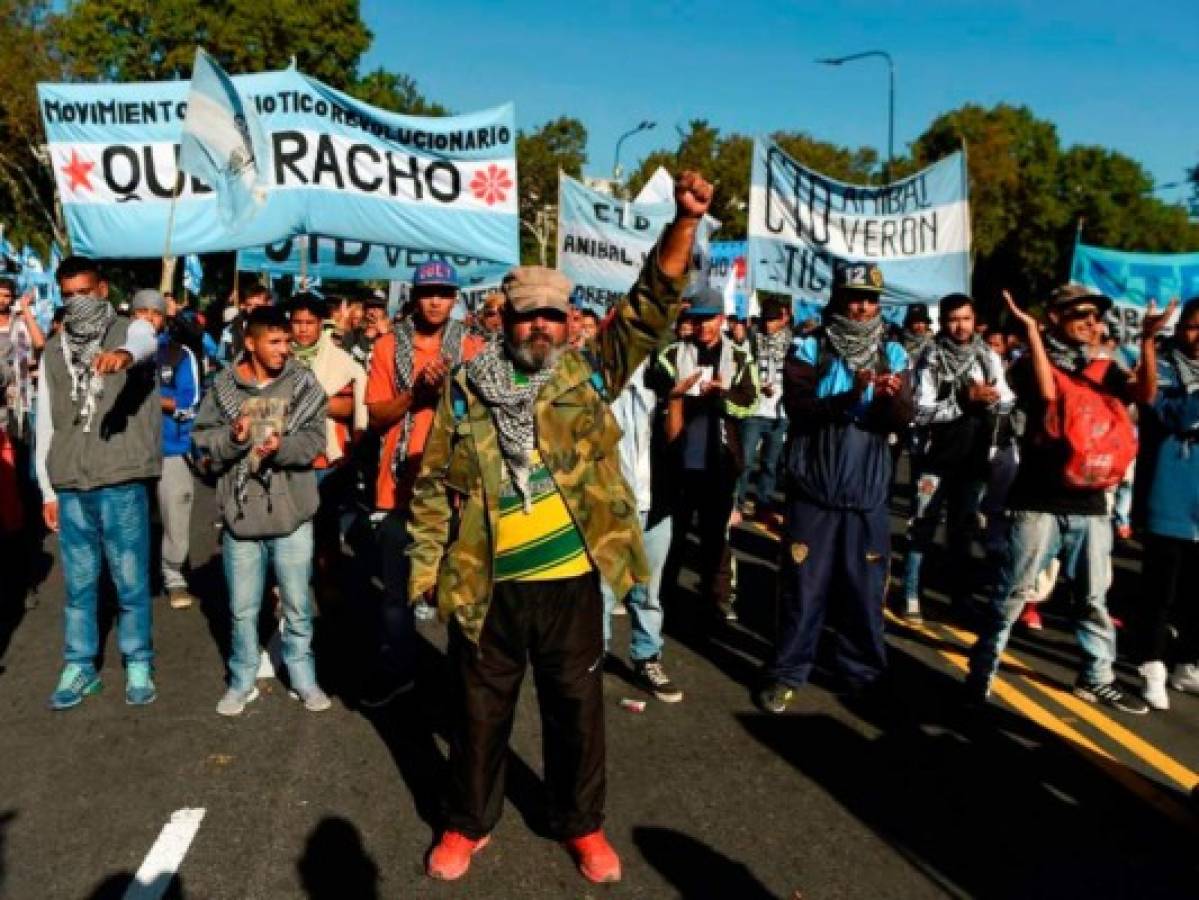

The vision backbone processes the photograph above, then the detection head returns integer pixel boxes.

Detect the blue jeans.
[602,512,672,662]
[738,416,787,504]
[968,511,1117,693]
[59,482,153,668]
[222,522,317,693]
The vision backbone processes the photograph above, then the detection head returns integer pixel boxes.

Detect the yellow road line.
[886,611,1196,825]
[937,620,1199,793]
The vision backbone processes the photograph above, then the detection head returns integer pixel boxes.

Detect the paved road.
[1,473,1198,899]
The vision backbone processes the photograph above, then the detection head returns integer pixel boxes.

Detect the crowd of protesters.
[3,169,1199,885]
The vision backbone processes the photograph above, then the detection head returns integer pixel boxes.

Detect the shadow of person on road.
[633,826,778,899]
[296,816,380,900]
[737,643,1198,899]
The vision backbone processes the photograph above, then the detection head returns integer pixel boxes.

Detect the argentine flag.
[183,254,204,295]
[178,48,270,228]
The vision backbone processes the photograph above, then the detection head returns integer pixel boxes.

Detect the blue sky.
[362,0,1198,202]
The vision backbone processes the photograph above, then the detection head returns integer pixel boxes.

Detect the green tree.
[0,0,65,251]
[50,0,371,87]
[913,103,1199,311]
[349,69,448,115]
[626,121,878,238]
[516,117,587,265]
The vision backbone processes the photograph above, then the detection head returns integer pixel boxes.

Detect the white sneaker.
[1169,663,1199,694]
[290,685,332,712]
[216,686,260,717]
[1139,661,1169,710]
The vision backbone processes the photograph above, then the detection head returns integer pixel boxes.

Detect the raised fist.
[675,171,714,220]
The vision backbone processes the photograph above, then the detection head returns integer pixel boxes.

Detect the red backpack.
[1043,358,1137,490]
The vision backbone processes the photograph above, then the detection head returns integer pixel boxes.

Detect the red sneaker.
[427,831,490,881]
[1020,605,1043,631]
[565,830,622,884]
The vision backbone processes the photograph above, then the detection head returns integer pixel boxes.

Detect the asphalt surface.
[2,468,1198,899]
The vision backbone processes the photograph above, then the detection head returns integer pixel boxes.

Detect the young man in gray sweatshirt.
[35,258,162,710]
[191,306,330,716]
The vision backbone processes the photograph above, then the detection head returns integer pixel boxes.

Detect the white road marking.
[122,808,206,900]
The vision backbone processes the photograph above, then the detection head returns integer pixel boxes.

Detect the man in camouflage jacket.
[409,171,713,885]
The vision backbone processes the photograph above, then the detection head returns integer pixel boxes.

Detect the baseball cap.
[1048,283,1112,316]
[683,286,724,317]
[903,303,932,326]
[832,261,885,295]
[502,266,573,314]
[412,260,459,290]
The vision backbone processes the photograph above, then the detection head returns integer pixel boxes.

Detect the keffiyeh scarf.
[392,317,469,475]
[755,327,792,384]
[928,333,987,386]
[212,363,327,514]
[465,343,556,512]
[1044,333,1096,374]
[61,296,116,433]
[825,313,885,371]
[1172,348,1199,392]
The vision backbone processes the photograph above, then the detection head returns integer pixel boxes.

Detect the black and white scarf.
[928,333,987,386]
[754,326,791,384]
[61,296,116,433]
[1044,333,1096,374]
[465,342,556,512]
[212,362,326,513]
[1172,347,1199,392]
[825,313,885,371]
[392,317,468,475]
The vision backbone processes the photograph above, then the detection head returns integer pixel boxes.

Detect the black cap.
[832,261,884,295]
[903,303,932,327]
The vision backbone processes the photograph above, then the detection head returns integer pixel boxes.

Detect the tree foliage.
[516,117,587,264]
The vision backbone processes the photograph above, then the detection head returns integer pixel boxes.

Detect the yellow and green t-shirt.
[494,448,593,582]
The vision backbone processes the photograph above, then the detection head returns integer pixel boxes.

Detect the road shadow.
[0,809,13,896]
[737,644,1197,899]
[84,871,184,899]
[296,816,380,900]
[633,826,778,899]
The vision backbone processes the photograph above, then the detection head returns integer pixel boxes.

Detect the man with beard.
[409,171,712,884]
[759,263,913,713]
[965,286,1174,714]
[34,258,161,709]
[901,293,1014,623]
[362,261,484,705]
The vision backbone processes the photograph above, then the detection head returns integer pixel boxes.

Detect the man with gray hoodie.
[35,258,161,710]
[191,305,330,716]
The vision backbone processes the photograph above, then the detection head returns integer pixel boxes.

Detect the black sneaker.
[1073,679,1149,715]
[757,682,798,714]
[634,657,683,703]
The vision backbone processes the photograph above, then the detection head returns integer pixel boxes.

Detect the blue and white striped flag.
[178,48,270,227]
[183,254,204,294]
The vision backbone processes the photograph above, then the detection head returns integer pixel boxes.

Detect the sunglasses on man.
[1061,305,1101,322]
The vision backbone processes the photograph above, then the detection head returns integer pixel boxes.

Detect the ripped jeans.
[968,510,1116,693]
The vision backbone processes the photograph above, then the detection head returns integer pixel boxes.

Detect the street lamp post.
[816,51,895,183]
[613,120,656,188]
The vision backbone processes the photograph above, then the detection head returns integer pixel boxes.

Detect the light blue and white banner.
[38,65,518,265]
[748,139,971,309]
[239,235,508,311]
[1071,242,1199,344]
[557,173,675,311]
[635,166,721,287]
[182,253,204,295]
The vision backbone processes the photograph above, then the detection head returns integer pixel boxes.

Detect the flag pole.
[159,173,183,294]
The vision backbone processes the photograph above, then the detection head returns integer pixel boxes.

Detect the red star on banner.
[61,150,95,193]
